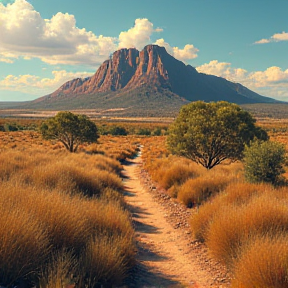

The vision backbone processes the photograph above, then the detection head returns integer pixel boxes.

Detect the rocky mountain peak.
[37,44,277,112]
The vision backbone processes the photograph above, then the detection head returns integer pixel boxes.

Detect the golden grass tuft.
[77,234,135,287]
[178,175,232,207]
[190,182,273,242]
[6,152,123,197]
[206,193,288,267]
[39,250,77,288]
[221,182,272,205]
[232,235,288,288]
[0,144,135,287]
[148,156,202,197]
[190,197,223,242]
[0,204,50,286]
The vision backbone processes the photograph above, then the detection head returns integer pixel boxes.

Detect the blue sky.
[0,0,287,102]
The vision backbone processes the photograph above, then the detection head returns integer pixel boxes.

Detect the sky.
[0,0,287,102]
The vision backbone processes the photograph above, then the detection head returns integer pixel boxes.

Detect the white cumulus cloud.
[154,38,199,62]
[196,60,247,82]
[249,66,288,86]
[118,18,162,50]
[0,70,92,95]
[0,0,117,65]
[196,60,288,100]
[254,31,288,44]
[0,1,197,66]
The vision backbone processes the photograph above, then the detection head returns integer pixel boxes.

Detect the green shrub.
[137,128,151,135]
[244,140,286,185]
[4,123,19,131]
[151,127,162,136]
[109,126,128,136]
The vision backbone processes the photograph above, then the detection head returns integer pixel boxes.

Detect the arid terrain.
[1,114,288,287]
[122,150,230,287]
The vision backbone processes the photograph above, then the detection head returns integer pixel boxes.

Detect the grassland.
[140,121,288,287]
[0,126,141,287]
[1,111,288,287]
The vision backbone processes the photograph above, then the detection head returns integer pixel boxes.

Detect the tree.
[40,111,99,152]
[167,101,268,169]
[244,140,286,185]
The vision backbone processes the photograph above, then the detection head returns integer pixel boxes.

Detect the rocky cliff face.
[48,45,172,98]
[37,44,277,108]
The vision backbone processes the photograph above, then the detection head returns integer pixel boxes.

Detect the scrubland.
[142,130,288,288]
[0,130,139,287]
[2,116,288,287]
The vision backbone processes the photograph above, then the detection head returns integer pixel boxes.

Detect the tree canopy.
[167,101,268,169]
[40,111,99,152]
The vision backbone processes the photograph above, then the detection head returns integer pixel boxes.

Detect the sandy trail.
[122,151,226,288]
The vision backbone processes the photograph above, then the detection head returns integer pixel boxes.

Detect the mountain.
[28,44,277,116]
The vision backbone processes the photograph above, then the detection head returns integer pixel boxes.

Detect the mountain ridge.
[27,44,278,116]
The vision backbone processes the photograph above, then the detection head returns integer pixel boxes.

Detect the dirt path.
[122,150,230,288]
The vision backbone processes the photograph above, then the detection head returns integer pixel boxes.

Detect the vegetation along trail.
[122,147,229,288]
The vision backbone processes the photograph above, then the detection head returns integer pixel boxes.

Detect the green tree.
[40,111,99,152]
[244,140,286,185]
[167,101,268,169]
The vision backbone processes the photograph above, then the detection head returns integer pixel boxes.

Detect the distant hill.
[20,44,278,116]
[0,102,28,109]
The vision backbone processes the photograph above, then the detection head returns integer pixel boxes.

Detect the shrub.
[190,198,223,242]
[177,175,231,207]
[4,123,19,131]
[137,128,151,135]
[232,235,288,288]
[151,127,162,136]
[0,207,50,286]
[206,193,288,267]
[39,250,76,288]
[109,126,128,136]
[244,140,286,185]
[149,156,202,196]
[77,234,134,287]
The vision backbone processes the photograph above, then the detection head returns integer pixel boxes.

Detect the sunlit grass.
[232,235,288,288]
[0,139,135,287]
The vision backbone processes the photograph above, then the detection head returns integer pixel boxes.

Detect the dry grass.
[190,199,222,242]
[190,179,288,287]
[77,234,134,287]
[2,117,288,287]
[146,155,203,197]
[86,135,140,160]
[0,207,50,286]
[0,141,135,287]
[206,193,288,267]
[190,182,273,242]
[39,250,77,288]
[232,235,288,288]
[2,149,123,197]
[221,182,272,205]
[177,174,232,207]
